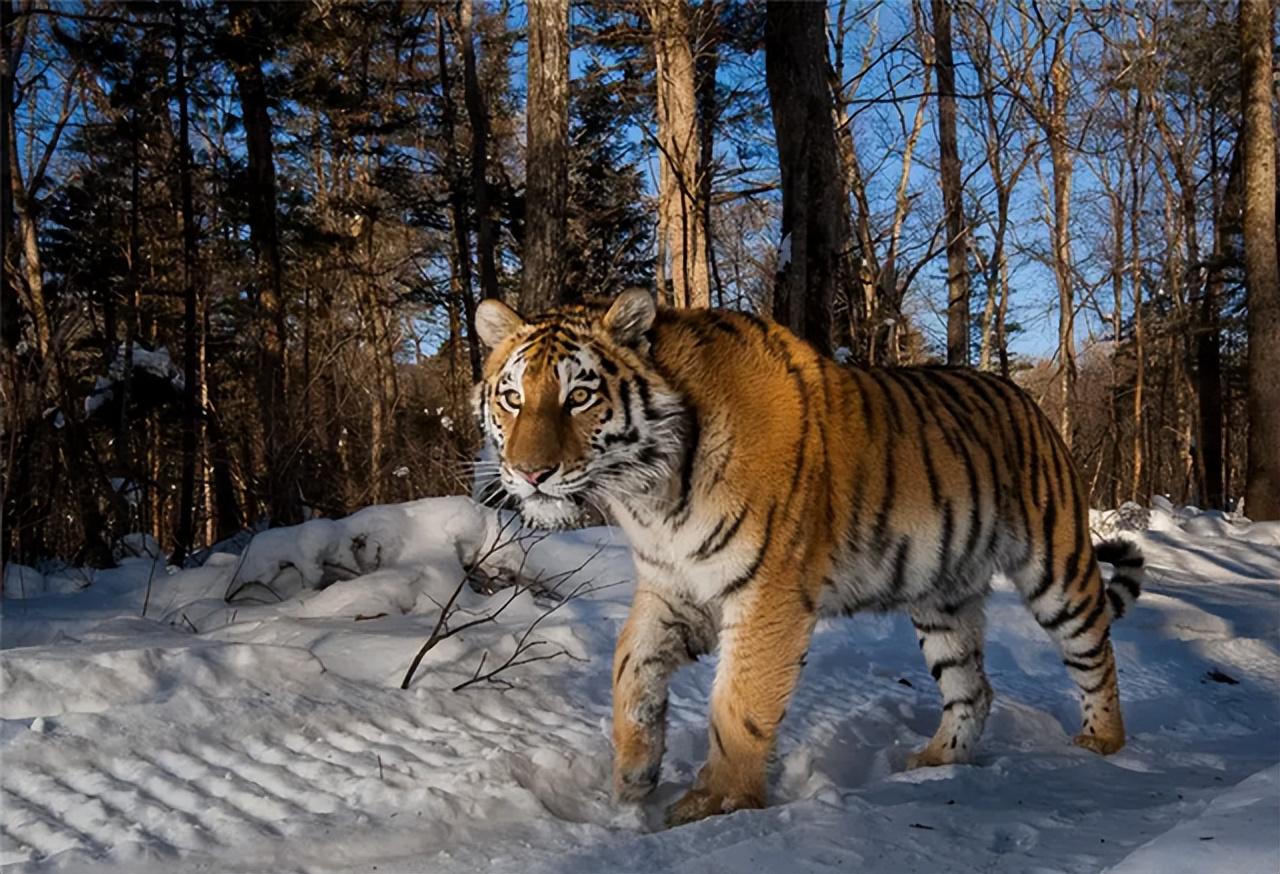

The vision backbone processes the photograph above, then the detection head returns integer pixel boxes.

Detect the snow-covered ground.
[3,498,1278,873]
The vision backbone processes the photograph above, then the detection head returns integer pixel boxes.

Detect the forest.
[2,0,1278,568]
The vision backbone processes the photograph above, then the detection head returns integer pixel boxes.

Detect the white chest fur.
[607,497,760,604]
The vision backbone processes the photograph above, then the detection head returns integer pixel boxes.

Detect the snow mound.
[1,500,1277,873]
[1092,496,1278,546]
[1106,765,1280,874]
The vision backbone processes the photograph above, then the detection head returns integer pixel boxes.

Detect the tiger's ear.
[475,299,526,347]
[602,288,656,347]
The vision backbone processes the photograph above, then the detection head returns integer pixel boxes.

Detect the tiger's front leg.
[612,586,716,803]
[665,570,820,827]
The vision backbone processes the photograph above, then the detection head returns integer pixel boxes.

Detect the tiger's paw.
[906,739,972,769]
[907,748,953,769]
[663,786,763,828]
[612,761,660,804]
[1073,732,1124,755]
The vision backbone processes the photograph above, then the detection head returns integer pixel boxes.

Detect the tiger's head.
[473,289,688,529]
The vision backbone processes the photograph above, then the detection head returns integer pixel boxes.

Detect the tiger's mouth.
[516,492,590,531]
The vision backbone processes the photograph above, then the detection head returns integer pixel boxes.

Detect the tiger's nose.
[515,466,557,486]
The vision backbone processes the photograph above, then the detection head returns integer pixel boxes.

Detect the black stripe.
[1110,575,1140,599]
[782,358,812,521]
[666,410,701,524]
[602,427,640,447]
[618,380,633,430]
[1106,589,1128,619]
[1028,496,1059,602]
[948,370,1004,428]
[913,621,955,634]
[615,652,631,683]
[930,652,974,681]
[1040,594,1092,630]
[852,372,877,436]
[943,695,979,712]
[938,502,955,578]
[1067,596,1109,639]
[721,505,776,596]
[940,595,978,615]
[872,440,897,554]
[1081,664,1115,695]
[712,724,726,756]
[1061,543,1085,591]
[870,370,906,431]
[890,538,912,598]
[1096,540,1143,567]
[743,717,764,739]
[693,506,749,560]
[1063,655,1105,672]
[1025,400,1045,507]
[1068,633,1111,662]
[632,374,660,420]
[708,312,742,337]
[632,544,673,570]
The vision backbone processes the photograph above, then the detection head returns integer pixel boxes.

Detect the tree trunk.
[1128,94,1146,504]
[11,185,49,359]
[2,0,33,566]
[932,0,967,366]
[648,0,710,308]
[764,0,842,356]
[170,4,201,566]
[437,12,481,380]
[1109,186,1125,508]
[460,0,499,305]
[1047,53,1076,449]
[831,63,879,363]
[1,0,17,354]
[1240,0,1280,520]
[228,3,299,527]
[694,2,721,306]
[521,0,569,313]
[1198,123,1227,510]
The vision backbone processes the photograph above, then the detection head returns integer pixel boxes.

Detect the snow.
[83,345,185,416]
[2,500,1278,873]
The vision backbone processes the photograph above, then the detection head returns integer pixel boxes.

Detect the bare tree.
[647,0,711,308]
[957,2,1034,376]
[932,0,967,365]
[460,0,500,305]
[227,2,299,527]
[436,10,482,380]
[1240,0,1279,520]
[170,3,202,566]
[1001,2,1082,447]
[764,0,846,355]
[0,0,16,356]
[521,0,569,313]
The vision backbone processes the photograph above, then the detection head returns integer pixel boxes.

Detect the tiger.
[473,289,1143,828]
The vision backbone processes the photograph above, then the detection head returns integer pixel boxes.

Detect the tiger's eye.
[501,389,522,410]
[567,387,593,407]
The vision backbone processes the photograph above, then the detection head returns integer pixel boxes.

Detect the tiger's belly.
[819,543,998,616]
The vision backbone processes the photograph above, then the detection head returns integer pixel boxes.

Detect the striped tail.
[1095,539,1143,619]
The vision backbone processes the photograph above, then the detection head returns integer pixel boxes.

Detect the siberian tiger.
[473,289,1143,828]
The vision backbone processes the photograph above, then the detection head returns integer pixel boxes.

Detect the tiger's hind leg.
[1014,556,1126,755]
[907,597,994,768]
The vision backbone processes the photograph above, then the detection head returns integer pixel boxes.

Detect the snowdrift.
[2,498,1277,873]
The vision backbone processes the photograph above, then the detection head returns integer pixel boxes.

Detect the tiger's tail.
[1095,539,1144,619]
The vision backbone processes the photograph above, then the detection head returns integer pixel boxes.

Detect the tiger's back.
[474,292,1142,827]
